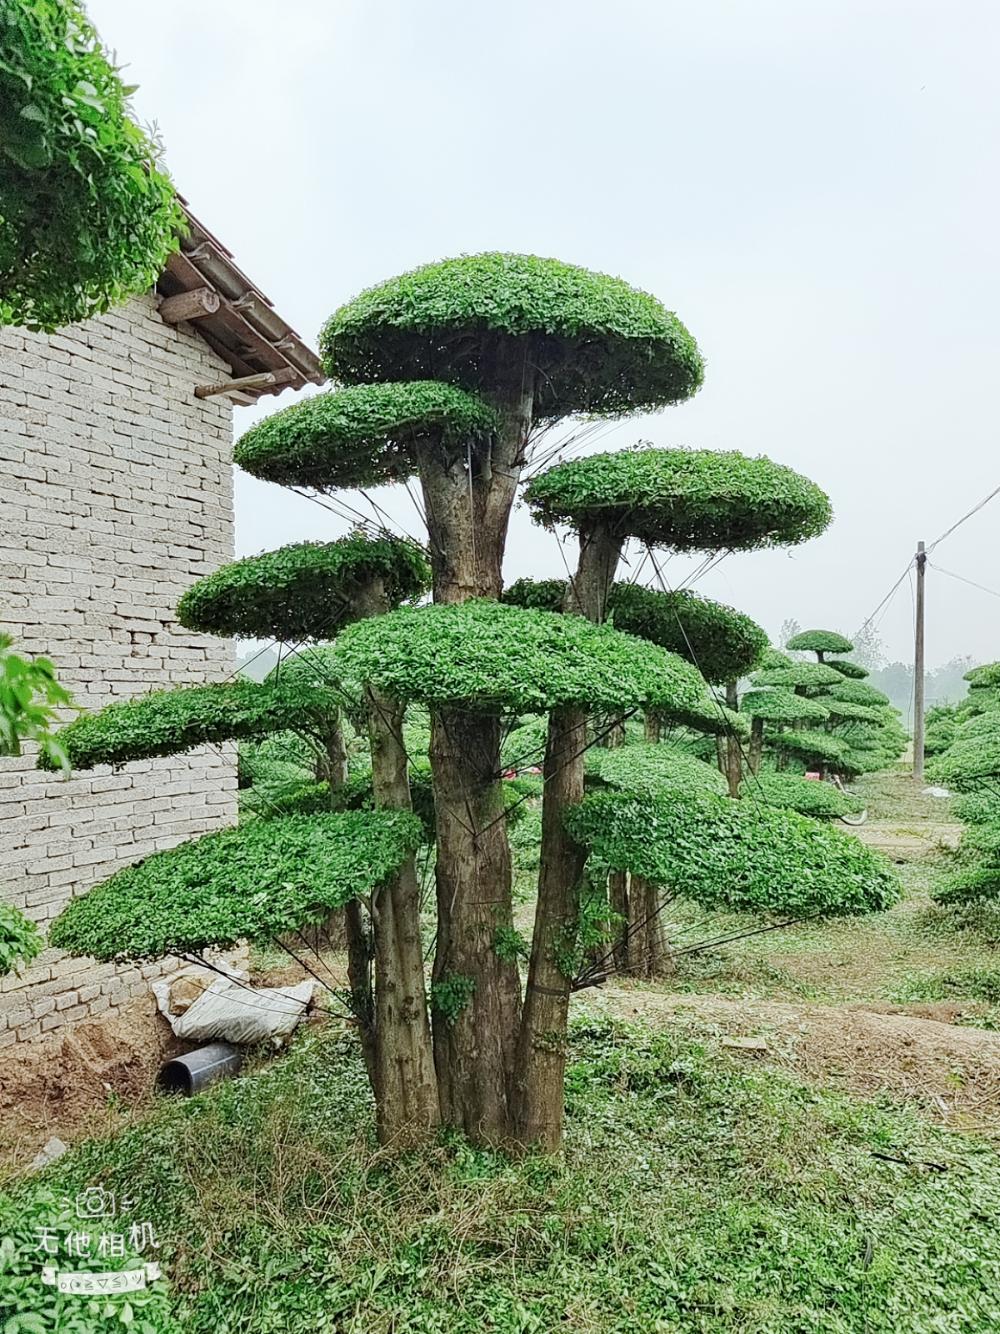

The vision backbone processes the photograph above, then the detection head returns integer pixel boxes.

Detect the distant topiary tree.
[0,0,181,330]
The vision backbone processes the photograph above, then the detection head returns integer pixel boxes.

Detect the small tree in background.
[0,0,181,330]
[785,628,854,662]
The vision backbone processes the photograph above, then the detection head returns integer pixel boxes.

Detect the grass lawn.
[3,1020,1000,1334]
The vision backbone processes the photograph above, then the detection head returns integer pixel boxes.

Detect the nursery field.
[5,767,1000,1333]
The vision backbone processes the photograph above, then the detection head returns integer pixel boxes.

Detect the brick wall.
[0,291,239,1046]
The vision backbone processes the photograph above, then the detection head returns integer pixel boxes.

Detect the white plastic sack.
[152,965,314,1047]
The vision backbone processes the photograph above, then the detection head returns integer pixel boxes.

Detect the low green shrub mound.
[586,742,728,799]
[566,790,898,918]
[49,810,424,962]
[40,681,342,772]
[934,865,1000,907]
[744,772,865,820]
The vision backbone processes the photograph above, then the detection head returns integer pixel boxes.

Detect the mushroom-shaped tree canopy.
[503,578,769,685]
[935,713,1000,791]
[319,253,705,421]
[829,680,890,707]
[771,729,849,767]
[177,534,431,642]
[785,629,854,657]
[49,810,424,963]
[38,681,341,772]
[523,448,832,551]
[740,688,830,724]
[758,646,795,671]
[608,584,768,685]
[663,698,750,739]
[566,790,897,917]
[234,381,499,491]
[586,742,727,799]
[331,600,708,718]
[828,659,869,680]
[752,663,844,691]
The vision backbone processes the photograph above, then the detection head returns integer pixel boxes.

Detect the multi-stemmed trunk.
[514,520,622,1150]
[418,351,534,1142]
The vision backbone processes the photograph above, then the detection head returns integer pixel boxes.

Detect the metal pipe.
[158,1043,243,1096]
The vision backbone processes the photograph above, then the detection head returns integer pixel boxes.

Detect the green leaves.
[741,688,830,724]
[39,681,343,772]
[525,447,832,552]
[49,810,424,962]
[320,252,705,420]
[586,742,728,800]
[234,381,498,491]
[785,629,855,655]
[177,535,431,642]
[743,772,866,820]
[567,790,898,917]
[608,584,768,685]
[0,0,181,330]
[0,903,43,977]
[331,600,709,717]
[0,633,75,770]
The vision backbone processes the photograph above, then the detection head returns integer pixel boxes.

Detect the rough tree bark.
[749,716,764,775]
[418,350,535,1142]
[514,520,622,1150]
[724,680,742,798]
[367,684,440,1145]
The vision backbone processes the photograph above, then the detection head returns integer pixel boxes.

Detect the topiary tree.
[45,252,886,1154]
[0,0,181,330]
[740,687,831,773]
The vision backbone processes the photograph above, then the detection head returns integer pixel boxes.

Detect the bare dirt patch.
[584,984,1000,1135]
[0,996,180,1171]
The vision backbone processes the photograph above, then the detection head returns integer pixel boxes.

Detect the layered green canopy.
[177,535,431,642]
[566,790,897,917]
[502,578,768,685]
[965,663,1000,690]
[320,253,705,420]
[935,713,1000,791]
[744,772,865,820]
[740,688,830,724]
[49,811,424,962]
[39,681,341,772]
[234,381,498,491]
[771,729,849,766]
[752,663,844,691]
[332,600,707,717]
[524,448,832,551]
[785,630,854,656]
[828,681,890,707]
[828,660,870,681]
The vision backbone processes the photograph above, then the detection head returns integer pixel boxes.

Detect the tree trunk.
[514,520,622,1150]
[749,716,764,776]
[344,899,376,1090]
[644,712,662,743]
[633,876,671,978]
[609,871,630,973]
[724,680,742,798]
[366,686,440,1146]
[418,350,535,1142]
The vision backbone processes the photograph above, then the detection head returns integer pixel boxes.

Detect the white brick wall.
[0,291,239,1045]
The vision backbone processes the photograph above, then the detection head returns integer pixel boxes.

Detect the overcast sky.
[89,0,1000,666]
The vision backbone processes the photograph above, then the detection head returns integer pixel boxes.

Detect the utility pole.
[913,540,926,782]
